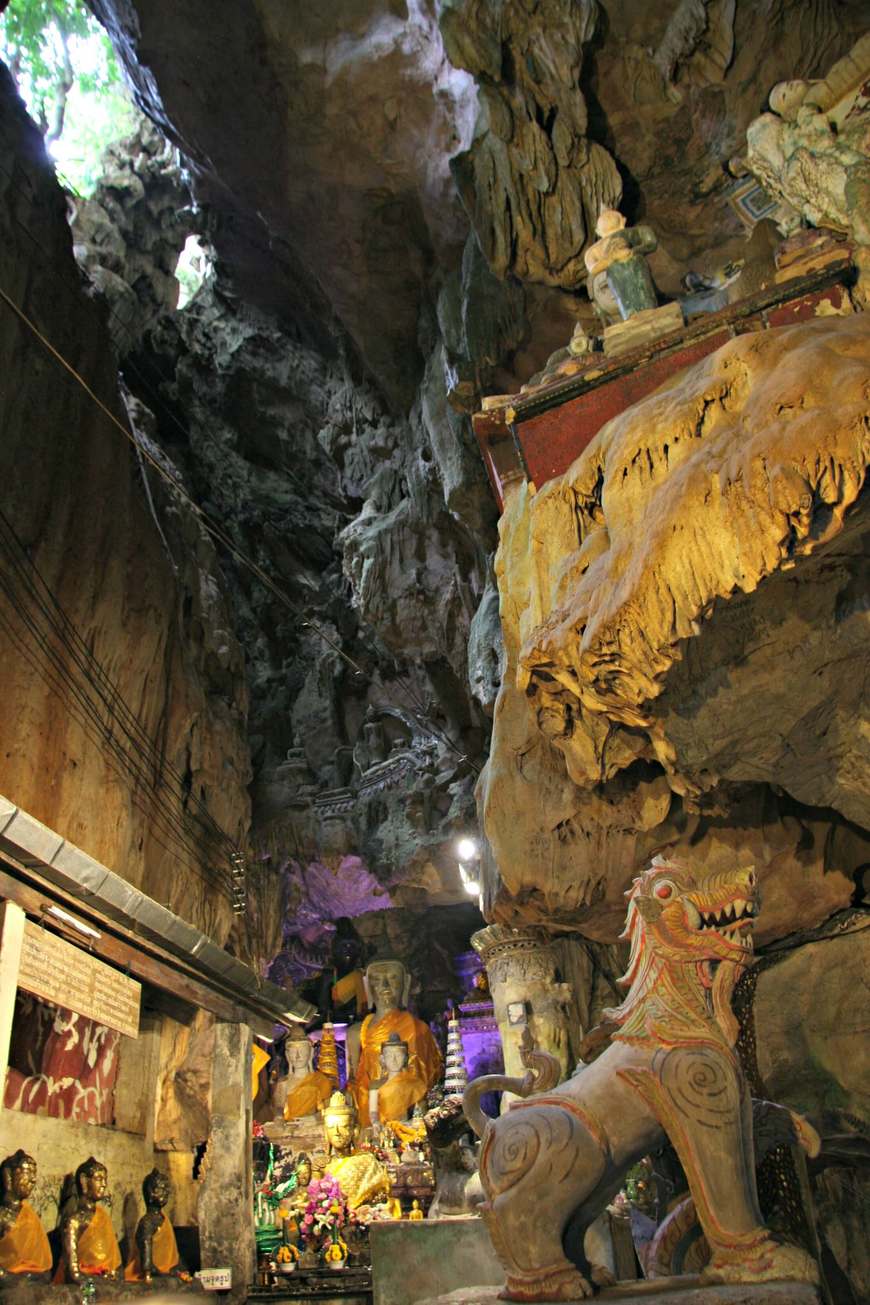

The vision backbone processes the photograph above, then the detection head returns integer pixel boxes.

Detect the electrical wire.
[0,154,480,768]
[0,508,239,892]
[0,506,239,871]
[0,273,480,775]
[0,580,232,894]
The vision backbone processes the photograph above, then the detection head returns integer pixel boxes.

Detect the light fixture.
[456,836,478,862]
[45,905,101,941]
[458,863,480,896]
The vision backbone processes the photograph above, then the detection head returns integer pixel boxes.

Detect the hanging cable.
[0,279,479,775]
[0,514,239,895]
[0,506,239,864]
[0,160,479,769]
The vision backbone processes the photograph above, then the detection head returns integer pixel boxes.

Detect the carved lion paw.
[703,1239,819,1285]
[500,1268,595,1300]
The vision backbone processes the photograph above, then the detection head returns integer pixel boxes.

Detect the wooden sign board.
[18,920,140,1038]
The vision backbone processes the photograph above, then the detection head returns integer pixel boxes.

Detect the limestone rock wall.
[482,315,870,943]
[0,64,250,940]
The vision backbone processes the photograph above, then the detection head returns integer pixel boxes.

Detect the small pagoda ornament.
[317,1023,340,1084]
[443,1007,468,1100]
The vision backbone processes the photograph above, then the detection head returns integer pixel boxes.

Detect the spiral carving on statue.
[483,1107,576,1195]
[658,1046,740,1131]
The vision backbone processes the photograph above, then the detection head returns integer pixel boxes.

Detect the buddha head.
[379,1032,409,1077]
[285,1029,314,1079]
[322,1091,357,1157]
[294,1153,313,1189]
[75,1157,108,1203]
[0,1151,37,1203]
[596,208,627,238]
[142,1168,171,1212]
[366,959,409,1014]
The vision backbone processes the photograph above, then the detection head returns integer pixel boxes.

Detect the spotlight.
[456,836,478,862]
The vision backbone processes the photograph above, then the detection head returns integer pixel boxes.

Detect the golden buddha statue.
[55,1156,121,1283]
[349,959,442,1128]
[125,1168,184,1282]
[0,1150,51,1279]
[278,1028,335,1122]
[369,1032,428,1126]
[322,1092,392,1211]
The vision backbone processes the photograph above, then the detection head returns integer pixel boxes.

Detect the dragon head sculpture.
[624,856,758,965]
[607,855,760,1044]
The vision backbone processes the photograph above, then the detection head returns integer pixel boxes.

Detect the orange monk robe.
[252,1042,271,1099]
[331,970,368,1018]
[283,1070,335,1120]
[0,1201,52,1275]
[124,1212,180,1281]
[53,1205,122,1282]
[353,1009,442,1127]
[374,1068,429,1125]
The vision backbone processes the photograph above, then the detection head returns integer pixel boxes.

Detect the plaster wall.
[0,1108,161,1249]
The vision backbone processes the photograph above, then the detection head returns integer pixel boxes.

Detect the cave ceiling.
[87,0,869,403]
[64,0,870,952]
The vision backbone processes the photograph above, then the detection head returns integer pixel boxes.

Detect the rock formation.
[1,1,869,1290]
[0,64,250,940]
[481,314,870,942]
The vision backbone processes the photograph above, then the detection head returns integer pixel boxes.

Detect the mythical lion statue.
[463,857,820,1301]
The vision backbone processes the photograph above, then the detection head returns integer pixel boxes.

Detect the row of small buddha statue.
[0,1151,185,1284]
[274,958,443,1130]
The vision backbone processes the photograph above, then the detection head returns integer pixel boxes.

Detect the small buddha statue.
[55,1156,121,1283]
[408,1200,425,1221]
[322,1092,392,1211]
[348,959,442,1127]
[281,1152,314,1237]
[278,1028,335,1121]
[584,208,659,323]
[0,1150,52,1279]
[369,1032,427,1126]
[125,1168,186,1282]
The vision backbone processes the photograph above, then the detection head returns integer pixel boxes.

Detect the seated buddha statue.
[278,1029,335,1121]
[369,1032,428,1126]
[55,1156,121,1283]
[322,1092,392,1211]
[348,959,442,1127]
[125,1168,186,1282]
[0,1150,52,1279]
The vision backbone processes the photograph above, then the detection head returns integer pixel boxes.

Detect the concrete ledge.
[370,1217,503,1305]
[416,1282,821,1305]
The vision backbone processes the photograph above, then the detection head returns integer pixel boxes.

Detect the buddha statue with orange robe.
[55,1156,121,1283]
[368,1032,428,1126]
[279,1029,335,1121]
[125,1168,186,1282]
[349,959,442,1128]
[0,1150,52,1279]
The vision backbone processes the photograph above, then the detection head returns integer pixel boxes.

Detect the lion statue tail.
[462,1028,562,1139]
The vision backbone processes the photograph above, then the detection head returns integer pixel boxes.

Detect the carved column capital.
[471,924,557,985]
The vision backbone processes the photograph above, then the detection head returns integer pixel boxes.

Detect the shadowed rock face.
[481,315,870,942]
[87,0,479,410]
[0,65,250,942]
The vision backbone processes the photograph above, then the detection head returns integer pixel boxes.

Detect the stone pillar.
[198,1021,254,1301]
[472,924,572,1104]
